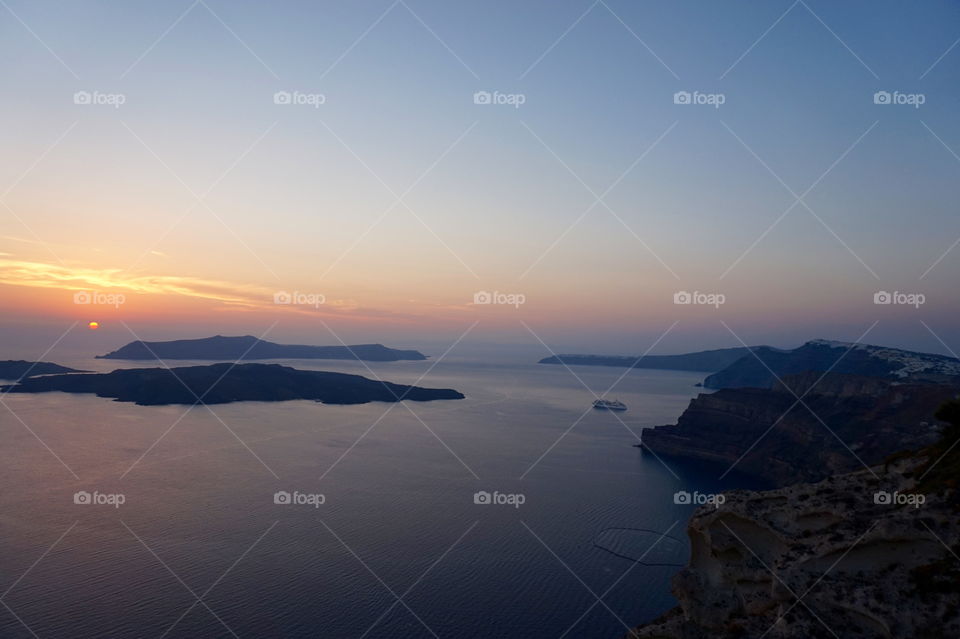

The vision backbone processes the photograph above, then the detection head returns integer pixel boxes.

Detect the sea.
[0,347,754,638]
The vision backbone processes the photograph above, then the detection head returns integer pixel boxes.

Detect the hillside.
[703,339,960,389]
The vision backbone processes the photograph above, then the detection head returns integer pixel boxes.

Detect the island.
[0,360,86,380]
[0,363,464,406]
[538,346,759,373]
[96,335,428,362]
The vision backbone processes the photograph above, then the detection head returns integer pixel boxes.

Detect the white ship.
[593,398,627,411]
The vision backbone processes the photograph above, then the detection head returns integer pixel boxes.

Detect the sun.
[88,321,99,330]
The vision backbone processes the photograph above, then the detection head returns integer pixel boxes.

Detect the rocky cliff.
[629,401,960,639]
[641,373,956,486]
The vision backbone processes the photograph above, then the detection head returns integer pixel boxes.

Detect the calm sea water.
[0,354,748,638]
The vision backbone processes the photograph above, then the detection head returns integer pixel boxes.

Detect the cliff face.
[630,453,960,639]
[641,373,956,486]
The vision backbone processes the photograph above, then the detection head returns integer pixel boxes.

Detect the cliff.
[630,422,960,638]
[641,373,956,486]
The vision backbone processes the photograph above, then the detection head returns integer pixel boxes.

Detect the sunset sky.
[2,0,959,356]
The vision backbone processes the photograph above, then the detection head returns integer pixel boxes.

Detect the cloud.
[0,257,425,322]
[0,257,272,306]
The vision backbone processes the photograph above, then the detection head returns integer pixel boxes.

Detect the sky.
[1,0,959,358]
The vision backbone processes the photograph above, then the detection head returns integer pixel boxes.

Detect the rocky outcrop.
[630,401,960,639]
[630,456,959,638]
[641,373,956,486]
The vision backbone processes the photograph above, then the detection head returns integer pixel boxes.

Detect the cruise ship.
[592,398,627,411]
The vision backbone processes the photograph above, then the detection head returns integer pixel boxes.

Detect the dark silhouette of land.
[96,335,427,362]
[0,360,85,379]
[538,346,758,373]
[2,363,463,405]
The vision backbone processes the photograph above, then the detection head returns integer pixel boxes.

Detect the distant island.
[96,335,427,362]
[0,360,85,380]
[543,339,960,390]
[1,363,463,406]
[538,346,760,373]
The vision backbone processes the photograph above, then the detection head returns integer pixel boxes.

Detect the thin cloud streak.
[0,257,414,322]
